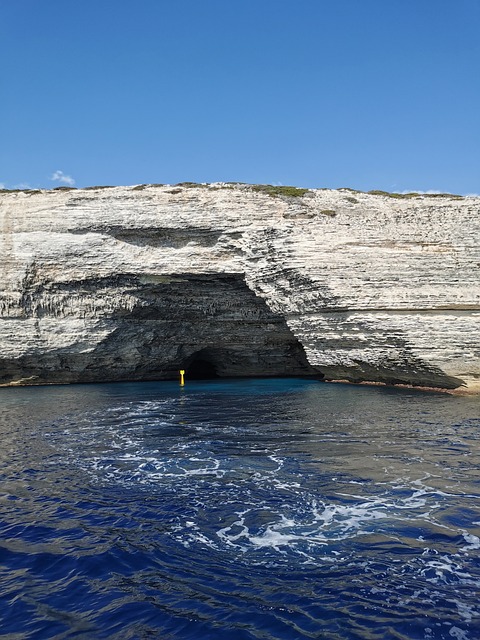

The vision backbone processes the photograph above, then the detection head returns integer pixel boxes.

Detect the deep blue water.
[1,378,479,639]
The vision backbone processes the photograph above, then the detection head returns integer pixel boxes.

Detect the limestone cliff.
[1,183,479,393]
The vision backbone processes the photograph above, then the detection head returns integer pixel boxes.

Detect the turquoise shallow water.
[1,378,479,639]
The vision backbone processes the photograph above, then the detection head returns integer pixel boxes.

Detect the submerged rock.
[1,183,479,392]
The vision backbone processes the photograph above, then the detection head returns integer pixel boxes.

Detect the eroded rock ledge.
[1,183,479,393]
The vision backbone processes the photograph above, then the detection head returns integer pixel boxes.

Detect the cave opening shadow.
[185,349,220,380]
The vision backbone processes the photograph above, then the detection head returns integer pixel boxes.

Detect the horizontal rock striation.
[1,184,479,392]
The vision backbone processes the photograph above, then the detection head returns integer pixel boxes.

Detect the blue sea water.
[0,378,479,639]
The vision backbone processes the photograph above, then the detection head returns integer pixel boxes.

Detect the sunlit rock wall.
[1,184,479,392]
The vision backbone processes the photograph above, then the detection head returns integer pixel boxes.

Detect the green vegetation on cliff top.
[0,183,466,199]
[249,184,310,197]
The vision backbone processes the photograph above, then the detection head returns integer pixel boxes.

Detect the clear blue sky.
[1,0,479,193]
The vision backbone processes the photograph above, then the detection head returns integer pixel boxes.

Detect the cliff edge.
[1,183,479,393]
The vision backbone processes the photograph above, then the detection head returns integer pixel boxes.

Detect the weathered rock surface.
[1,184,479,392]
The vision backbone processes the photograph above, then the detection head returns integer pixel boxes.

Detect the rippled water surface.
[1,378,479,639]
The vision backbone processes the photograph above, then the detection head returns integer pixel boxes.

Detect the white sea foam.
[215,497,398,556]
[50,397,480,600]
[461,532,480,550]
[449,625,470,639]
[452,600,478,624]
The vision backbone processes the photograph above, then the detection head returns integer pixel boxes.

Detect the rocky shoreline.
[1,183,479,393]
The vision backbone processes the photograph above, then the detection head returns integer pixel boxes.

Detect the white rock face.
[1,184,479,392]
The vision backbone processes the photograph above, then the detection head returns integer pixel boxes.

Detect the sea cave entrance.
[185,348,221,380]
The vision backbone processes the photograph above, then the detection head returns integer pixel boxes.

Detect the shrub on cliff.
[251,184,309,197]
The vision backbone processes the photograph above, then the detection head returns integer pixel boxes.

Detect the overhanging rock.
[1,184,479,392]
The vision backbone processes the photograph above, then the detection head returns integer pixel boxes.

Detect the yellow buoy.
[179,369,185,386]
